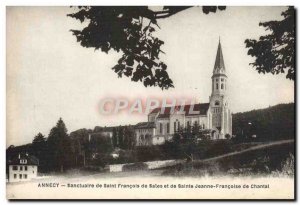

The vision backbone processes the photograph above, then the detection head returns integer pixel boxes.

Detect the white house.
[135,40,232,146]
[8,153,39,183]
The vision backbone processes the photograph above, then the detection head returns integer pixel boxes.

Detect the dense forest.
[232,103,295,141]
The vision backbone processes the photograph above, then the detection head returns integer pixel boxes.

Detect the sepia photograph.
[6,5,295,200]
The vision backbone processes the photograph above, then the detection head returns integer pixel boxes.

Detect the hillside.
[163,139,294,176]
[232,103,294,141]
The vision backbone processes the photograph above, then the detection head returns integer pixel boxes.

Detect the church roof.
[214,39,225,71]
[135,122,156,129]
[149,103,210,118]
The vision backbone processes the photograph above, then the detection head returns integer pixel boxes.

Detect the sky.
[7,6,294,146]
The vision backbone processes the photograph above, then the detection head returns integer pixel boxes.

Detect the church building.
[135,40,232,146]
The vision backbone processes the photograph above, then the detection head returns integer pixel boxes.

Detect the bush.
[281,153,294,176]
[89,153,113,168]
[225,134,231,139]
[202,140,233,159]
[111,150,136,164]
[122,162,148,171]
[134,146,167,162]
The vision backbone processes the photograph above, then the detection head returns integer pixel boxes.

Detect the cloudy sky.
[7,6,294,146]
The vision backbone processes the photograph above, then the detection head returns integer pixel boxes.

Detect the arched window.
[221,83,224,89]
[216,83,219,90]
[215,101,220,106]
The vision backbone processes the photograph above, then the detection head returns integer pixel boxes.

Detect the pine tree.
[33,132,46,144]
[47,118,72,172]
[32,132,48,172]
[192,121,200,138]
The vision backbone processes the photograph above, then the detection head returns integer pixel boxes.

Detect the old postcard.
[6,6,295,200]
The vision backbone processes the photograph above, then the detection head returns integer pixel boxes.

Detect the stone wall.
[108,160,176,173]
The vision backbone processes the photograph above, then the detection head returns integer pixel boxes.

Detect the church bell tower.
[209,39,232,139]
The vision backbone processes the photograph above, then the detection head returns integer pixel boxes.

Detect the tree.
[47,118,73,172]
[67,6,226,89]
[7,145,15,150]
[33,132,46,144]
[186,123,192,133]
[32,132,48,172]
[69,128,92,163]
[117,126,124,148]
[245,6,295,80]
[192,121,200,138]
[89,133,113,154]
[123,126,135,149]
[72,137,82,167]
[225,134,231,140]
[112,127,118,148]
[177,125,184,136]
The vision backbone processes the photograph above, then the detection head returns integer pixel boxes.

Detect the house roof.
[8,154,39,166]
[135,122,156,129]
[149,103,210,118]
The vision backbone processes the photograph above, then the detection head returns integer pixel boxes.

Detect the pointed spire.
[214,38,225,71]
